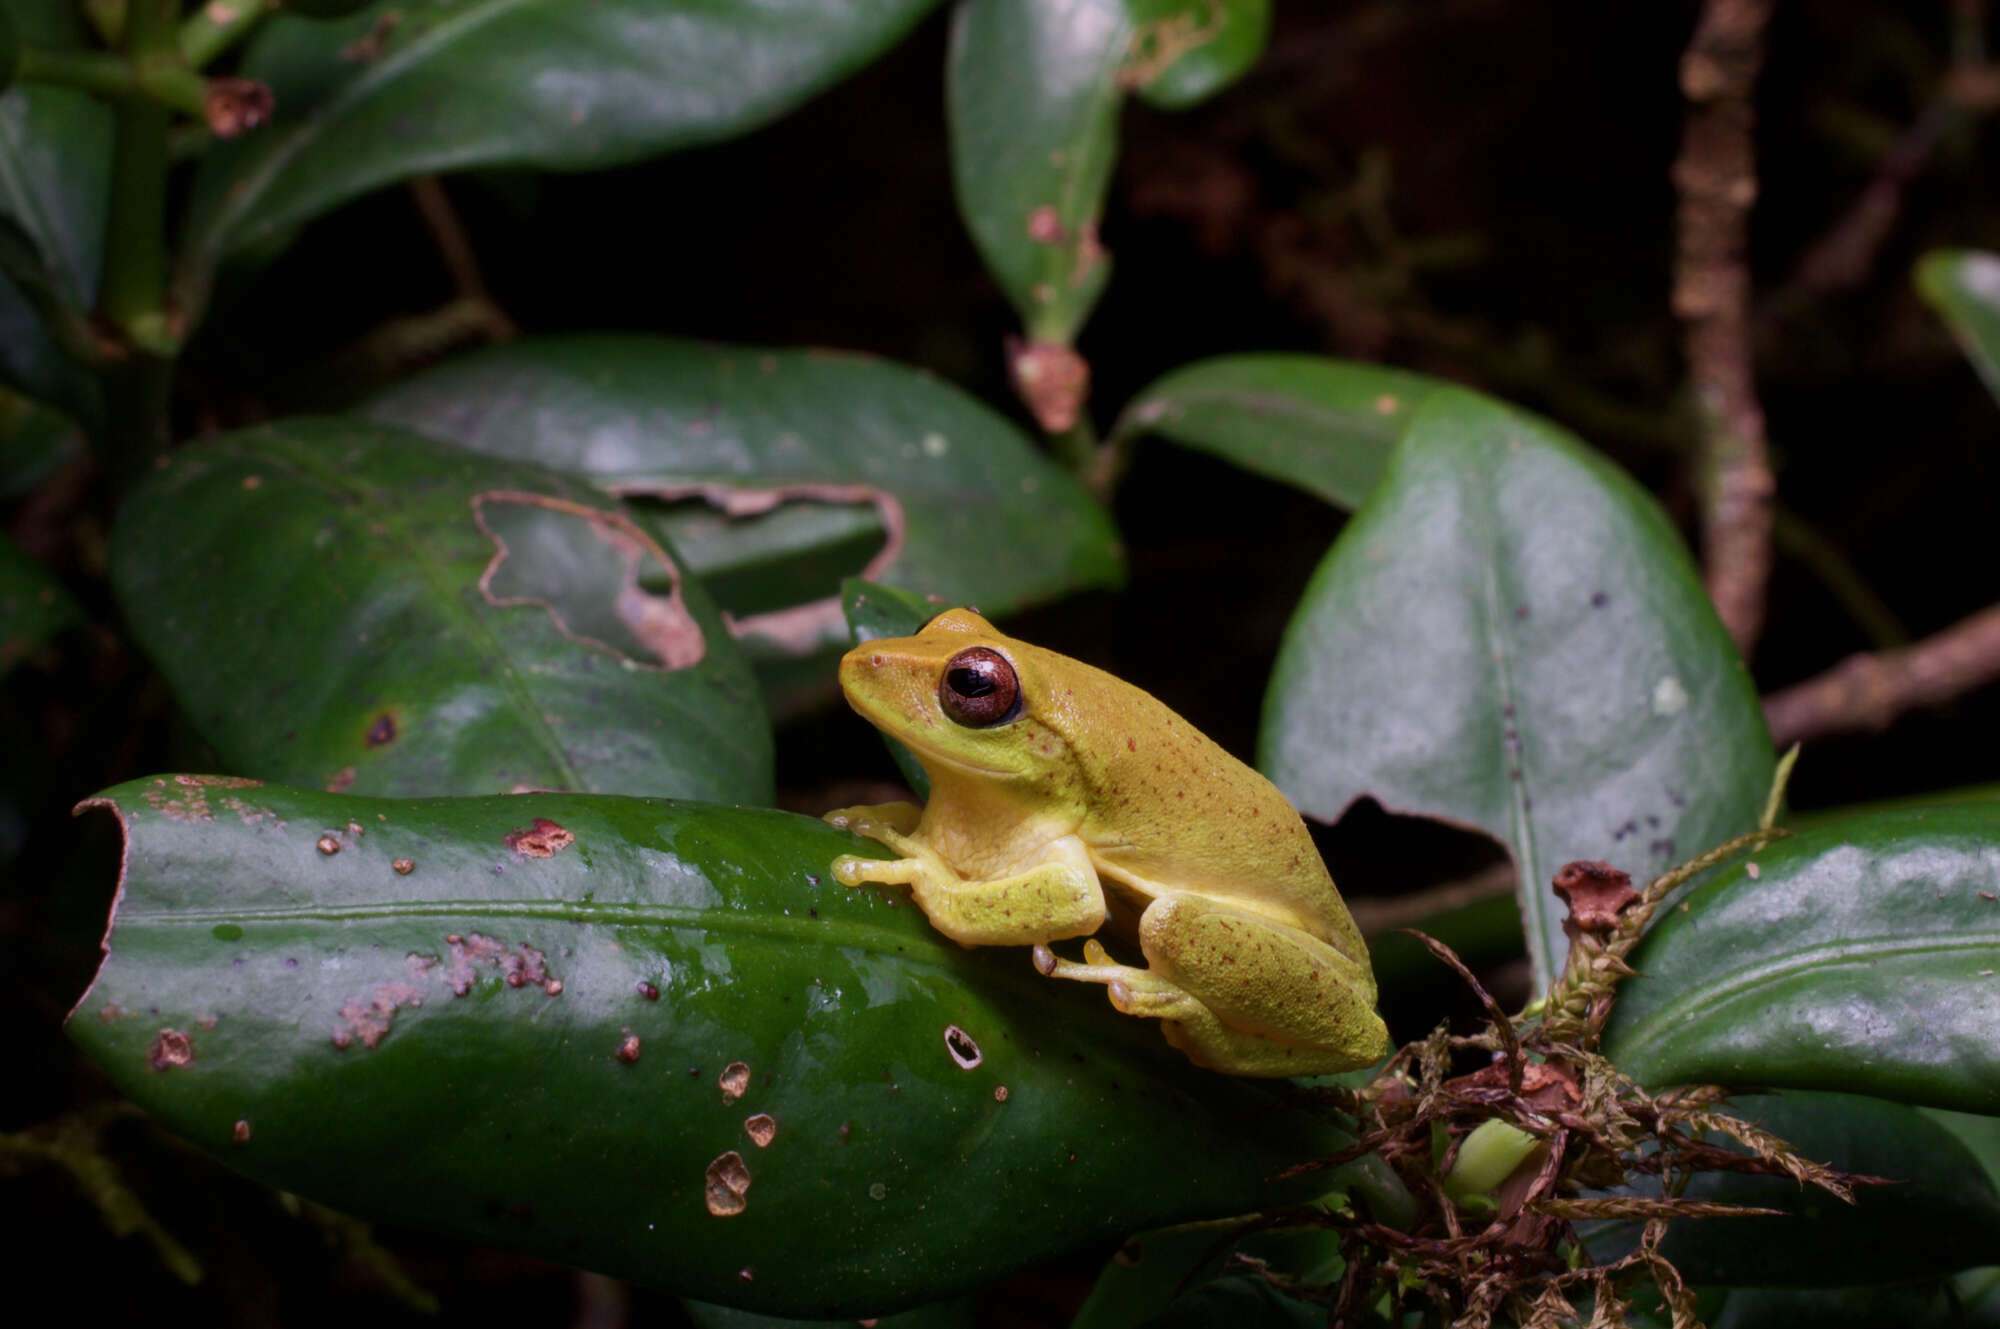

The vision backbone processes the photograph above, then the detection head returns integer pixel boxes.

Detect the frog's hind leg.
[1035,892,1388,1076]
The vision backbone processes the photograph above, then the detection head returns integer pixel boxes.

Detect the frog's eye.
[939,647,1021,728]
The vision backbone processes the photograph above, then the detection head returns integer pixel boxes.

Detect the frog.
[823,608,1388,1077]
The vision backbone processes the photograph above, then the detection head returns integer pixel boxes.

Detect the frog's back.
[1023,645,1366,963]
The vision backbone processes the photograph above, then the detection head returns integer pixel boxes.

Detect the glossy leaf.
[1604,807,2000,1114]
[362,336,1124,672]
[109,417,771,803]
[1916,249,2000,406]
[66,781,1385,1316]
[0,527,77,675]
[177,0,941,308]
[0,0,110,413]
[1582,1092,2000,1285]
[1261,386,1773,991]
[947,0,1266,343]
[1111,354,1442,511]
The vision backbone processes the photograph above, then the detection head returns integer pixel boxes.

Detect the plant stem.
[1049,412,1098,473]
[15,46,208,117]
[181,0,271,69]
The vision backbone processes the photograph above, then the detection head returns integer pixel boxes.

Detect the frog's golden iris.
[825,608,1388,1077]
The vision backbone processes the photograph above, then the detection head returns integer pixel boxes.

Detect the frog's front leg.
[1034,893,1389,1076]
[826,814,1107,948]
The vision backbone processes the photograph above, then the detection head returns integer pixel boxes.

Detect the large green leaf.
[176,0,941,311]
[947,0,1267,343]
[1916,249,2000,406]
[109,417,771,803]
[1582,1093,2000,1286]
[361,336,1125,672]
[1260,386,1774,992]
[66,781,1388,1316]
[1603,807,2000,1113]
[0,0,110,413]
[1111,354,1446,510]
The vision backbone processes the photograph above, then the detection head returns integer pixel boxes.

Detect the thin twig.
[1763,601,2000,745]
[1673,0,1778,658]
[407,175,518,342]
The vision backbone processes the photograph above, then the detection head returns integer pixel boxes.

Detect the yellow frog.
[824,608,1388,1077]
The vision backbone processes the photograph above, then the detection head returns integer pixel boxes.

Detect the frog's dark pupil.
[950,666,995,697]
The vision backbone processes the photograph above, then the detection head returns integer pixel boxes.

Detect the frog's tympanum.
[825,609,1389,1077]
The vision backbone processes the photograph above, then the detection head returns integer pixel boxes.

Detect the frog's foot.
[822,801,922,837]
[1031,939,1205,1022]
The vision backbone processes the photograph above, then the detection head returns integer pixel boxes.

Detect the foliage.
[4,3,1999,1328]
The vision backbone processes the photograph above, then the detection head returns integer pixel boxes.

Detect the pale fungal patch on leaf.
[471,490,708,669]
[1651,675,1690,717]
[719,1061,751,1103]
[334,981,425,1050]
[943,1024,982,1070]
[705,1150,752,1217]
[149,1029,193,1070]
[441,932,552,995]
[744,1114,777,1148]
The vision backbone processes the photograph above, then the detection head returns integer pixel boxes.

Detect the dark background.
[9,1,2000,1323]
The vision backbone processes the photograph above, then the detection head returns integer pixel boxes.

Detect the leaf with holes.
[1111,354,1447,510]
[947,0,1268,347]
[109,417,770,802]
[175,0,942,316]
[361,336,1124,714]
[1603,806,2000,1113]
[1917,249,2000,407]
[1260,385,1774,991]
[66,782,1390,1316]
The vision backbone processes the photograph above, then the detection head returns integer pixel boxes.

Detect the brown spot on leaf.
[504,817,574,858]
[365,713,398,747]
[232,1118,251,1144]
[1006,338,1090,433]
[340,9,400,61]
[472,491,707,669]
[325,767,356,793]
[392,858,415,875]
[744,1114,777,1148]
[149,1029,193,1070]
[993,1085,1010,1103]
[719,1061,751,1103]
[616,1033,642,1063]
[1551,860,1638,933]
[1026,205,1065,243]
[636,981,660,1001]
[204,77,273,138]
[705,1151,752,1217]
[544,979,563,996]
[944,1025,982,1070]
[334,980,425,1050]
[316,835,340,855]
[98,1003,125,1022]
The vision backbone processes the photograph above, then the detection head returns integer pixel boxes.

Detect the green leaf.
[1111,354,1447,510]
[0,0,111,414]
[361,336,1125,673]
[109,417,772,803]
[177,0,941,309]
[66,781,1382,1316]
[1603,807,2000,1114]
[1710,1284,1964,1329]
[947,0,1266,343]
[1916,249,2000,406]
[1583,1093,2000,1286]
[1126,0,1271,112]
[1074,1224,1341,1329]
[683,1297,973,1328]
[0,526,78,675]
[1260,385,1773,991]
